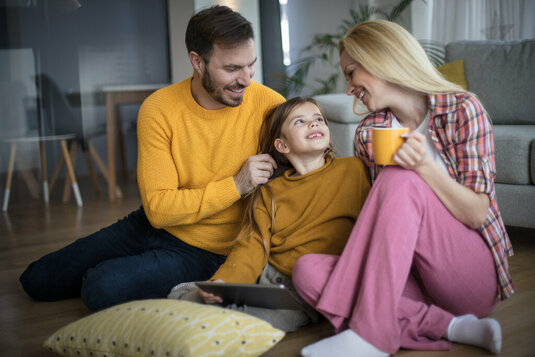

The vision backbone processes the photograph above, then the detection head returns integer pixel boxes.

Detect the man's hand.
[233,154,277,196]
[199,279,225,304]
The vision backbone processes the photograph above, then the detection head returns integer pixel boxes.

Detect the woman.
[292,20,514,356]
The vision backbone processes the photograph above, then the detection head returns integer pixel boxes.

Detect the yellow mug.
[372,127,410,165]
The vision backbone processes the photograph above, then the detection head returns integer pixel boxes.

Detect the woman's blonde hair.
[339,20,464,96]
[243,97,335,251]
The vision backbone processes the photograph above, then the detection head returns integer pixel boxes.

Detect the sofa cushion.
[313,93,365,124]
[445,39,535,125]
[493,125,535,185]
[437,59,468,90]
[43,299,285,357]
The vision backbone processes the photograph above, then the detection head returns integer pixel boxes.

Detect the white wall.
[521,0,535,37]
[168,0,195,83]
[286,0,363,95]
[370,0,411,28]
[411,0,432,40]
[167,0,263,84]
[286,0,413,95]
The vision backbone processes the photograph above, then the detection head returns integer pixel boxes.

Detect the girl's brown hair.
[242,97,335,251]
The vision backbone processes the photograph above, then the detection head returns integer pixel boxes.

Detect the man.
[19,5,285,311]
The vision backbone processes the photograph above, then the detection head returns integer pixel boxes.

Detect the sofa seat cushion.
[496,183,535,229]
[493,125,535,185]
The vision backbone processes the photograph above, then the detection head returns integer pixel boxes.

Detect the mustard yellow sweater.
[212,157,371,283]
[137,78,285,255]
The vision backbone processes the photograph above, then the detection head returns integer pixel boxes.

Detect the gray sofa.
[314,39,535,229]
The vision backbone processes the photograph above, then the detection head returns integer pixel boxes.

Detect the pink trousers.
[292,167,498,354]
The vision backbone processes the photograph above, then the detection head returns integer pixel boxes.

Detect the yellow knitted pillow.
[43,299,285,357]
[437,59,468,90]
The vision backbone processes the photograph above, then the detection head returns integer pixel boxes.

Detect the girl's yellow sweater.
[212,157,371,282]
[137,78,284,255]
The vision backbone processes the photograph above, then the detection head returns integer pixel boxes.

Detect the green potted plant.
[279,0,442,97]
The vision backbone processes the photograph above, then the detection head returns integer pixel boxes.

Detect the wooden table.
[102,84,168,202]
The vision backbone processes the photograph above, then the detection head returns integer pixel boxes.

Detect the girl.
[292,20,513,356]
[184,97,370,332]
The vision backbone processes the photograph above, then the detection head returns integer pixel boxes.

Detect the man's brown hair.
[185,5,254,63]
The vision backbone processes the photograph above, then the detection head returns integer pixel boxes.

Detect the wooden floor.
[1,177,534,357]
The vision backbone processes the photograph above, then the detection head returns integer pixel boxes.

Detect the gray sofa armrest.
[313,94,366,157]
[493,125,535,185]
[313,94,364,124]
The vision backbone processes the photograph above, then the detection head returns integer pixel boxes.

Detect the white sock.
[301,329,389,357]
[446,314,502,354]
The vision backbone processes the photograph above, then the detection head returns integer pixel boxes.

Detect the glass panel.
[0,0,170,173]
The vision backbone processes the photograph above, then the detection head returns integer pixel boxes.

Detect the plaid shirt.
[354,92,514,300]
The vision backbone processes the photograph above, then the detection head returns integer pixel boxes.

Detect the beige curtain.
[412,0,534,44]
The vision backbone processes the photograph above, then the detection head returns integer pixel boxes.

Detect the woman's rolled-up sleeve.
[454,96,496,200]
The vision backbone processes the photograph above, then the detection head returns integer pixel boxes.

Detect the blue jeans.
[19,206,226,311]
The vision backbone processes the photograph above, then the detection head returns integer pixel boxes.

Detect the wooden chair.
[36,74,122,202]
[1,134,82,211]
[1,74,123,211]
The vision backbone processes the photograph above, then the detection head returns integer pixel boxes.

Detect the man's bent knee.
[19,262,48,300]
[19,260,80,301]
[81,269,124,311]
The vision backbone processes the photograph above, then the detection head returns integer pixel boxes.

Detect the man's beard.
[202,69,244,107]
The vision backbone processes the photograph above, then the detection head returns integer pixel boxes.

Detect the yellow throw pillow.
[43,299,285,357]
[437,59,468,90]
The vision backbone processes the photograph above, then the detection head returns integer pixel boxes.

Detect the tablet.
[195,281,304,311]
